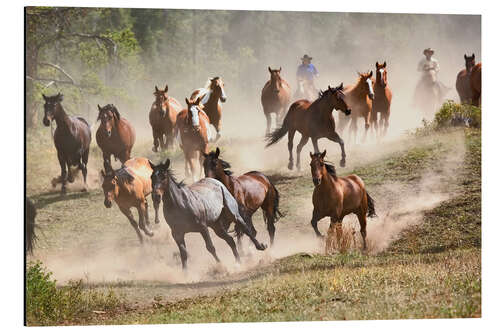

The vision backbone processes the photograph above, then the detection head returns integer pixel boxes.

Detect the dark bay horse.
[261,67,291,135]
[190,77,227,140]
[470,62,482,107]
[265,84,351,170]
[175,97,213,181]
[456,54,476,104]
[371,62,393,139]
[42,93,91,194]
[96,104,136,167]
[203,147,283,246]
[149,84,183,152]
[337,71,374,143]
[309,150,376,252]
[101,157,159,244]
[149,159,267,270]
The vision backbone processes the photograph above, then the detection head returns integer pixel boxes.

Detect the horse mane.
[114,166,135,185]
[324,161,337,179]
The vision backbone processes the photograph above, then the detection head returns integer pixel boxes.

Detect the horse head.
[309,150,328,186]
[358,71,374,100]
[375,61,388,88]
[202,147,233,179]
[42,92,63,126]
[464,54,476,73]
[185,97,204,130]
[268,66,283,94]
[209,77,227,103]
[154,84,169,117]
[327,83,351,116]
[149,158,171,198]
[97,104,120,138]
[101,166,117,208]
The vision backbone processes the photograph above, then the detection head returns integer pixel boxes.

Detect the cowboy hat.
[423,48,435,55]
[301,54,313,61]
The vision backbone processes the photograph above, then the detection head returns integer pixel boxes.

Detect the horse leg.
[172,230,188,270]
[57,151,67,195]
[356,212,368,252]
[119,206,143,244]
[138,201,154,237]
[264,112,272,136]
[263,209,276,246]
[362,113,370,142]
[80,149,89,191]
[66,160,75,183]
[212,222,241,263]
[328,131,346,167]
[311,137,320,153]
[349,116,358,144]
[296,135,309,171]
[199,225,221,263]
[382,112,390,138]
[311,209,323,238]
[287,129,296,170]
[370,110,378,140]
[198,149,205,180]
[160,132,168,151]
[152,193,161,224]
[152,128,160,152]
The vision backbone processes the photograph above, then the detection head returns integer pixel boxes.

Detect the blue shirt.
[297,64,319,81]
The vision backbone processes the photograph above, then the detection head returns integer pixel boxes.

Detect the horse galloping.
[101,157,159,244]
[371,62,393,139]
[337,71,374,143]
[149,84,182,152]
[203,147,283,246]
[96,104,136,168]
[309,150,376,252]
[470,62,481,107]
[150,159,267,270]
[456,54,476,104]
[42,93,91,194]
[190,77,227,140]
[175,97,213,181]
[261,67,291,135]
[265,84,351,170]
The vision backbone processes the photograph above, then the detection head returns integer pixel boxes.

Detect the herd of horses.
[28,55,481,269]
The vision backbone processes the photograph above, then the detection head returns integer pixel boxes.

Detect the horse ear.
[155,86,159,93]
[464,54,467,60]
[185,98,190,106]
[383,61,386,67]
[369,70,373,77]
[215,147,220,158]
[164,159,170,169]
[148,160,156,170]
[195,97,202,105]
[472,53,475,59]
[268,66,272,73]
[321,150,327,159]
[164,84,168,93]
[279,67,282,72]
[376,61,379,68]
[339,82,344,90]
[310,152,314,159]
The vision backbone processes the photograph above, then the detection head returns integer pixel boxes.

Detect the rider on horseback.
[415,48,449,102]
[296,54,319,99]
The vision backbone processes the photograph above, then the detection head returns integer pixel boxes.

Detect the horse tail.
[366,192,377,218]
[265,103,295,147]
[269,180,284,222]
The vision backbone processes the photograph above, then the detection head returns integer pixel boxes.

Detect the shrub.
[26,261,122,326]
[434,100,481,128]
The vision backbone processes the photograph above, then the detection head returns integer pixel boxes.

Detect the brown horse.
[175,97,212,181]
[203,147,283,246]
[456,54,476,104]
[96,104,136,168]
[42,93,91,194]
[470,62,482,107]
[309,150,376,251]
[371,62,393,139]
[261,67,291,135]
[265,84,351,170]
[190,77,227,140]
[101,157,159,244]
[337,71,374,143]
[149,84,182,152]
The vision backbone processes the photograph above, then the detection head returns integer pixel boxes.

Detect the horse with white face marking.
[190,77,227,141]
[337,71,374,143]
[371,62,393,139]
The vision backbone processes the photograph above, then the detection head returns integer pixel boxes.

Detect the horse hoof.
[60,189,67,196]
[340,159,346,168]
[257,243,267,251]
[81,187,88,192]
[152,146,158,153]
[287,162,294,170]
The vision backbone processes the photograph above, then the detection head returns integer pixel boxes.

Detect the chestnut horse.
[96,104,136,168]
[149,158,267,270]
[265,84,351,170]
[371,62,393,139]
[175,97,213,181]
[203,147,283,246]
[470,62,481,107]
[101,157,159,244]
[149,84,182,152]
[337,71,374,143]
[42,93,91,194]
[261,67,291,135]
[190,77,227,140]
[456,54,476,104]
[309,150,376,252]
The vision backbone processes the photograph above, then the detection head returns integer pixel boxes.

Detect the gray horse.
[149,159,267,270]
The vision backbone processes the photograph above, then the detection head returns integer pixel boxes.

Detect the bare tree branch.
[26,75,79,87]
[38,62,75,84]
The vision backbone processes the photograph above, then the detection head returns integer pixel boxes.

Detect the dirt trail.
[30,129,466,306]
